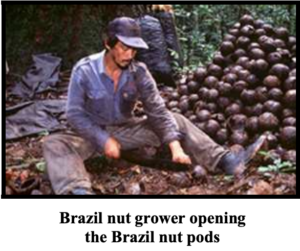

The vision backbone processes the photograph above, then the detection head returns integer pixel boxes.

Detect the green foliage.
[6,5,105,73]
[5,5,296,75]
[5,5,149,74]
[173,4,296,73]
[38,130,49,137]
[35,161,46,173]
[258,151,296,176]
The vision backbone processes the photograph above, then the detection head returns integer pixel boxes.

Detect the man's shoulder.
[131,60,148,74]
[133,60,147,69]
[73,52,103,74]
[130,60,156,87]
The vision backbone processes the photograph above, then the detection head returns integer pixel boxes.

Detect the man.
[43,17,265,195]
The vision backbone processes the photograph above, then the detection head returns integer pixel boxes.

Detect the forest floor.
[5,73,296,196]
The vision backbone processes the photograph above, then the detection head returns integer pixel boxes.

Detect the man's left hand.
[169,140,192,165]
[172,151,192,165]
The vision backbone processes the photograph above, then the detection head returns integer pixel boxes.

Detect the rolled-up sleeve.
[135,64,181,144]
[66,69,110,151]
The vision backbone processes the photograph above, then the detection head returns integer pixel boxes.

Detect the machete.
[120,150,191,172]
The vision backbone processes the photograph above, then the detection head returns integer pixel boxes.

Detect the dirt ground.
[5,120,296,196]
[5,73,296,196]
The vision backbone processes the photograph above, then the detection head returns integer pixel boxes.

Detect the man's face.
[110,41,137,69]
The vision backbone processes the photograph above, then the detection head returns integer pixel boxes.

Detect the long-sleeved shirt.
[66,50,180,151]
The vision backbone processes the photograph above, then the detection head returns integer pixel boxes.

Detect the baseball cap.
[108,17,149,50]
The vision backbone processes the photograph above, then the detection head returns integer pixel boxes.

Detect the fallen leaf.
[131,165,141,174]
[248,180,274,195]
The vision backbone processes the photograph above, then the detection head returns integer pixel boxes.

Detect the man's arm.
[135,64,191,165]
[66,69,111,152]
[169,141,192,165]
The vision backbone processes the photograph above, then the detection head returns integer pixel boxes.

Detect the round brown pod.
[224,34,237,43]
[240,25,255,37]
[282,109,295,119]
[254,59,269,75]
[256,86,269,103]
[205,103,218,114]
[251,103,264,117]
[178,85,189,96]
[282,117,296,127]
[246,116,259,135]
[280,126,296,149]
[196,109,211,122]
[240,14,254,26]
[287,36,296,48]
[274,39,286,48]
[218,82,232,96]
[187,81,200,93]
[236,36,251,50]
[227,114,248,132]
[194,67,207,83]
[198,87,210,100]
[274,27,289,41]
[254,19,265,29]
[282,150,296,164]
[204,76,219,88]
[168,100,179,110]
[283,76,296,91]
[263,75,281,88]
[178,99,190,113]
[262,24,274,36]
[216,129,229,145]
[246,74,259,88]
[213,53,227,67]
[230,131,249,146]
[229,28,240,37]
[218,97,231,111]
[208,64,223,79]
[204,119,221,136]
[258,112,279,131]
[269,64,290,80]
[225,103,242,117]
[240,89,257,105]
[267,52,283,65]
[264,131,279,149]
[249,48,265,59]
[206,89,219,102]
[248,42,261,51]
[220,41,235,56]
[255,28,267,38]
[263,100,282,116]
[188,94,199,106]
[233,49,247,60]
[283,90,296,109]
[222,73,238,84]
[260,37,276,53]
[236,57,250,69]
[268,88,284,102]
[233,80,248,95]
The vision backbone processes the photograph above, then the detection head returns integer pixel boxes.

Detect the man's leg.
[172,113,266,175]
[43,118,162,194]
[107,117,162,150]
[172,113,229,173]
[43,132,97,194]
[107,115,228,173]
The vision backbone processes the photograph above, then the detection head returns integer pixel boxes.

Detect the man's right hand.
[104,137,121,159]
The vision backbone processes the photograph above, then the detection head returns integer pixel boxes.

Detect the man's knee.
[43,134,70,156]
[172,112,189,130]
[43,134,59,149]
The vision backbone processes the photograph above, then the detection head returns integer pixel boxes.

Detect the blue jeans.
[43,113,228,194]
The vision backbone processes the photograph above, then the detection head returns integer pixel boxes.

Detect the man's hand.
[104,137,121,159]
[169,140,192,165]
